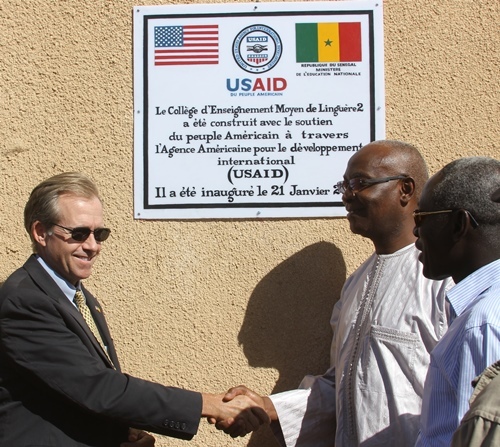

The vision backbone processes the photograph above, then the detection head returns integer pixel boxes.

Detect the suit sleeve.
[0,286,202,439]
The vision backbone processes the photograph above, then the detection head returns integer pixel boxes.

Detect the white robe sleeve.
[269,373,337,447]
[268,278,343,447]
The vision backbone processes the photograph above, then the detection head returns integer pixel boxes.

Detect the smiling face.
[34,194,104,285]
[342,143,410,249]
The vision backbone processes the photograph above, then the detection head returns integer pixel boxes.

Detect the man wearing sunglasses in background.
[414,157,500,446]
[449,186,500,447]
[219,140,452,446]
[0,172,268,446]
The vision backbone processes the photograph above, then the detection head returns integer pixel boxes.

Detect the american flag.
[154,25,219,66]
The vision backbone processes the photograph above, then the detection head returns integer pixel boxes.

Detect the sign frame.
[133,1,385,219]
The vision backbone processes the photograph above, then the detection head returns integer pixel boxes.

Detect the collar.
[377,243,415,259]
[36,255,80,305]
[447,258,500,319]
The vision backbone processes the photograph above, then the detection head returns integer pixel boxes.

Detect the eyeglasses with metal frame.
[50,223,111,242]
[335,175,409,195]
[413,209,479,229]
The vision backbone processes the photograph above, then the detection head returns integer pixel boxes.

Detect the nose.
[342,187,355,204]
[82,233,100,251]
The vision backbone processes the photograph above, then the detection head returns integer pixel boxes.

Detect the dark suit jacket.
[0,255,202,446]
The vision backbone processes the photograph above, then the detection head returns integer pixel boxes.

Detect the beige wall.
[0,1,498,446]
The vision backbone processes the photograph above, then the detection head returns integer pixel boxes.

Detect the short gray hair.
[430,157,500,226]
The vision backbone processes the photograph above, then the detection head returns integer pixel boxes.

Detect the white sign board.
[133,1,384,219]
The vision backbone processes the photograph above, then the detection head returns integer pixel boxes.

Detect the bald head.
[355,140,429,200]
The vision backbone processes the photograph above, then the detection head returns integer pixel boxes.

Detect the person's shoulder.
[1,263,30,296]
[463,365,500,421]
[465,290,500,329]
[404,244,454,291]
[0,257,46,310]
[425,275,454,296]
[343,252,377,288]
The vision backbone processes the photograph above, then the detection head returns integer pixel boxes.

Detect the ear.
[400,177,416,205]
[450,209,472,243]
[32,221,49,247]
[492,187,500,203]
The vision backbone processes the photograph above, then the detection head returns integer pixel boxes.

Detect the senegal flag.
[296,22,362,63]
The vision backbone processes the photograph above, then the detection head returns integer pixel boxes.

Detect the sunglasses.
[413,209,479,229]
[335,175,409,195]
[50,223,111,242]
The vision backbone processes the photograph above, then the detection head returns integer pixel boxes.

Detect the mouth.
[74,254,95,263]
[345,208,362,218]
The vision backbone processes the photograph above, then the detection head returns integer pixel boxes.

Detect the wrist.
[201,393,222,419]
[263,396,278,421]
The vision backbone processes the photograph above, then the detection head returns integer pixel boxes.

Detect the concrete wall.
[0,1,498,446]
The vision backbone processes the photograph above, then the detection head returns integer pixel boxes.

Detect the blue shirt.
[416,259,500,446]
[36,255,80,307]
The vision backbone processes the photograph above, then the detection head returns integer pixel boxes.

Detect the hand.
[223,385,277,421]
[223,385,266,407]
[206,385,265,425]
[202,392,270,438]
[209,385,276,437]
[120,428,155,447]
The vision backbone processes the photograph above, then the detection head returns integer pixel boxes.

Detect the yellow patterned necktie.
[74,290,114,368]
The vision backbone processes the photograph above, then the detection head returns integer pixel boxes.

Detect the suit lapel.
[81,286,120,368]
[23,256,117,369]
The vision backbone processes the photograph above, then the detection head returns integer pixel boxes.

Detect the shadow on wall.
[238,241,346,447]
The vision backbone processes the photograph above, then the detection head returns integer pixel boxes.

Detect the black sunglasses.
[50,223,111,242]
[413,209,479,229]
[335,175,409,195]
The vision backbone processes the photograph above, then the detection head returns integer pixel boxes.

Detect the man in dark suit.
[0,172,267,446]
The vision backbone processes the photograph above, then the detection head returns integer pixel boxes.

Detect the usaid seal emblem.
[233,25,282,73]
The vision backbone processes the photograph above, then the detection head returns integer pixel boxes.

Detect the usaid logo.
[233,25,282,73]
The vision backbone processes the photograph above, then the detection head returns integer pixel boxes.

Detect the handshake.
[204,385,278,438]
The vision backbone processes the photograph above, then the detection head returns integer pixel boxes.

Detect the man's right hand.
[201,391,270,438]
[207,385,278,437]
